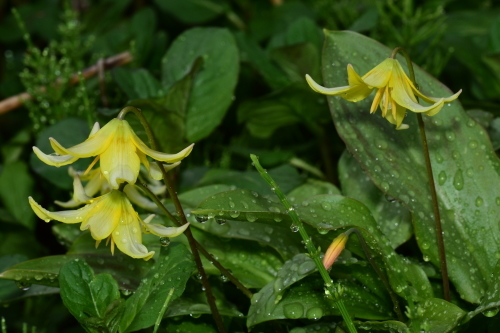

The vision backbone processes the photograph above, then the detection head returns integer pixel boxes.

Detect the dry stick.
[117,107,226,333]
[390,47,450,301]
[0,51,133,115]
[136,182,253,299]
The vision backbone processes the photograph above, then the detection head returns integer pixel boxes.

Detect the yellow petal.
[100,137,140,189]
[112,203,154,260]
[32,147,79,167]
[83,170,106,197]
[89,122,101,137]
[305,74,372,101]
[384,104,409,130]
[72,175,92,203]
[29,197,87,223]
[361,58,394,88]
[143,222,190,237]
[147,161,181,180]
[54,198,80,208]
[124,184,158,210]
[370,88,384,114]
[49,119,118,157]
[81,191,122,240]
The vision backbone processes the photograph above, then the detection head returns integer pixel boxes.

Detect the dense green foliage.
[1,0,500,332]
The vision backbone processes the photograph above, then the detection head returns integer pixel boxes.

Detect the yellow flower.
[33,118,194,189]
[306,58,462,129]
[322,232,350,270]
[29,190,189,260]
[55,166,174,211]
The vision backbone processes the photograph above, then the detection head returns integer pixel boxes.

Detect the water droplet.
[321,202,332,211]
[445,131,456,141]
[317,228,329,235]
[283,302,304,319]
[15,281,31,290]
[467,119,476,127]
[306,307,323,320]
[469,140,478,149]
[246,213,258,222]
[229,211,240,218]
[483,308,500,317]
[421,242,430,250]
[121,289,132,296]
[290,224,299,232]
[438,171,447,185]
[160,237,170,246]
[216,218,226,225]
[435,154,443,163]
[195,215,208,223]
[229,201,235,208]
[298,261,316,275]
[376,140,388,149]
[453,170,464,190]
[452,151,461,159]
[274,216,282,222]
[380,182,390,191]
[373,165,381,172]
[475,196,484,207]
[496,197,500,206]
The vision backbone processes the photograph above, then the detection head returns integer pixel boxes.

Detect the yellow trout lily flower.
[33,118,194,189]
[28,190,189,260]
[305,58,462,129]
[55,166,174,211]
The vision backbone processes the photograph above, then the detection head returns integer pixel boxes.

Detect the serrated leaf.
[59,259,121,323]
[339,151,412,248]
[321,30,500,303]
[161,27,239,141]
[118,243,195,333]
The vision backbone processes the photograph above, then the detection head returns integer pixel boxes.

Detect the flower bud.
[322,232,350,269]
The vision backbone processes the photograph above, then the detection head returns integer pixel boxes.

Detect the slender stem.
[121,107,226,333]
[390,47,450,301]
[153,287,175,333]
[137,182,253,299]
[250,154,357,333]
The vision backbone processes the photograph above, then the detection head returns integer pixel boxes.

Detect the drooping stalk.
[117,106,227,333]
[390,47,450,301]
[250,154,357,333]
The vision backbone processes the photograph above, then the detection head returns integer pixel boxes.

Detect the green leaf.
[289,323,338,333]
[339,151,412,248]
[153,0,227,24]
[30,118,92,189]
[130,7,156,65]
[268,17,322,50]
[465,259,500,322]
[237,84,328,139]
[118,243,195,333]
[321,30,500,303]
[410,298,466,333]
[0,254,28,303]
[165,321,217,333]
[355,320,409,332]
[0,249,153,290]
[193,190,432,302]
[0,161,34,229]
[161,27,239,141]
[247,254,393,327]
[271,42,321,84]
[59,259,120,322]
[112,68,162,100]
[287,179,340,203]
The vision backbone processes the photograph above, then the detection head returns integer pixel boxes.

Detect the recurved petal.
[29,197,88,223]
[81,191,122,240]
[143,221,190,237]
[100,138,140,189]
[391,77,446,114]
[49,119,118,157]
[133,133,194,163]
[147,161,181,180]
[54,198,80,208]
[306,73,372,102]
[33,147,79,167]
[89,122,101,137]
[124,184,158,210]
[112,206,154,260]
[72,175,93,203]
[361,58,394,88]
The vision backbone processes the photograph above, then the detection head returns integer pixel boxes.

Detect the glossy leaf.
[0,161,34,229]
[410,298,466,333]
[118,243,195,333]
[339,151,412,248]
[59,259,120,322]
[161,28,239,141]
[321,30,500,303]
[247,254,393,327]
[465,259,500,322]
[193,189,432,302]
[112,68,162,100]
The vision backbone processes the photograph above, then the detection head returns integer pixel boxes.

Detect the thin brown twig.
[0,51,132,115]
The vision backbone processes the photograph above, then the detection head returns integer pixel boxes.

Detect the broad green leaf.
[465,259,500,322]
[0,254,28,303]
[287,179,341,203]
[59,259,120,322]
[130,7,156,65]
[153,0,227,24]
[119,243,195,333]
[268,17,322,50]
[290,323,337,333]
[410,298,466,333]
[0,161,34,229]
[193,190,432,302]
[165,321,217,333]
[30,118,91,189]
[339,151,412,248]
[355,320,409,332]
[271,43,321,84]
[162,27,239,141]
[237,84,328,139]
[112,68,162,100]
[234,31,290,90]
[52,224,83,249]
[247,254,393,327]
[178,184,233,208]
[0,250,153,290]
[176,228,282,289]
[321,30,500,303]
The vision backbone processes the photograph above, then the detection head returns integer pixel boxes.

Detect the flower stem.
[250,154,357,333]
[137,182,253,299]
[120,106,227,333]
[390,47,450,301]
